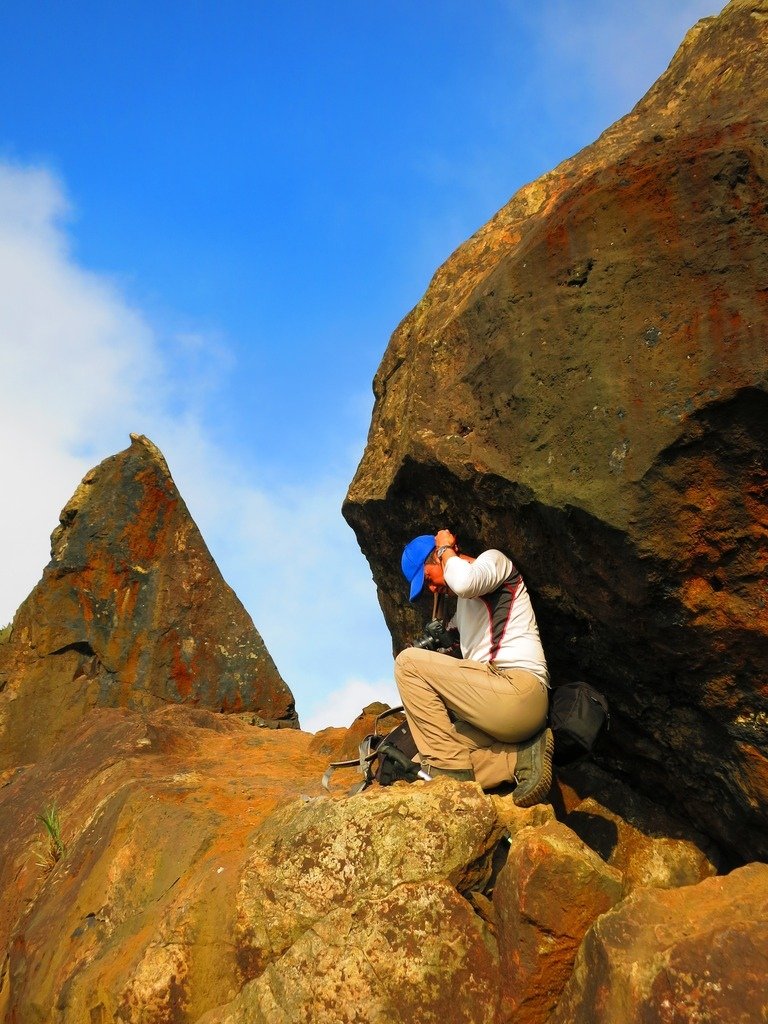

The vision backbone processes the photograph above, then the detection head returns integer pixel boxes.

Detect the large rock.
[493,821,623,1024]
[0,706,328,1023]
[344,0,768,860]
[549,862,768,1024]
[554,761,720,894]
[0,434,297,770]
[0,705,532,1024]
[208,783,544,1024]
[203,879,499,1024]
[233,780,505,978]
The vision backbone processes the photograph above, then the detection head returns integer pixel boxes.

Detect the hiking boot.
[512,727,554,807]
[423,763,476,782]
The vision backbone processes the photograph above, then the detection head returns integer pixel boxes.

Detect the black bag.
[321,706,426,795]
[549,682,609,765]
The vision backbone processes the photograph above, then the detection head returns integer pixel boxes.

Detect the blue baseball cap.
[401,534,435,602]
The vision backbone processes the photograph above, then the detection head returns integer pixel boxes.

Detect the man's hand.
[434,529,459,570]
[435,529,457,550]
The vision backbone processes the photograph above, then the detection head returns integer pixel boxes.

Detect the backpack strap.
[479,569,522,663]
[373,705,405,737]
[321,733,380,794]
[321,757,361,792]
[320,706,410,795]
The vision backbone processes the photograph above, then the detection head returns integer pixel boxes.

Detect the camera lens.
[411,634,437,651]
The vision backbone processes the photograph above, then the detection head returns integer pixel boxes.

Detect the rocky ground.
[3,702,764,1024]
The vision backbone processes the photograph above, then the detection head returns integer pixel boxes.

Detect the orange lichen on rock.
[0,706,328,1023]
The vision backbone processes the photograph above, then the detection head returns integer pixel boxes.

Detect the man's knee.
[394,646,417,683]
[394,646,437,685]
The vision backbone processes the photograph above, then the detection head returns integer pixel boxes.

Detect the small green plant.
[0,622,11,644]
[36,802,66,870]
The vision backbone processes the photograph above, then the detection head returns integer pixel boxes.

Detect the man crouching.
[396,529,553,806]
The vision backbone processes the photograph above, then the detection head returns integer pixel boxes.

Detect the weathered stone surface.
[554,761,720,894]
[234,780,505,977]
[493,821,623,1024]
[0,434,296,770]
[550,862,768,1024]
[203,880,498,1024]
[1,694,762,1024]
[344,0,768,860]
[0,706,329,1023]
[208,781,507,1023]
[0,703,516,1023]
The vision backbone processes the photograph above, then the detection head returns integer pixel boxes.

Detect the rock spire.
[0,434,297,769]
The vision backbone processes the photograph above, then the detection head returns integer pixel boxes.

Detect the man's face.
[424,560,447,594]
[423,552,474,595]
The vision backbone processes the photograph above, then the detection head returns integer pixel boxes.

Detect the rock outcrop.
[550,862,768,1024]
[344,0,768,861]
[0,706,329,1022]
[493,821,623,1024]
[2,700,763,1024]
[0,435,297,770]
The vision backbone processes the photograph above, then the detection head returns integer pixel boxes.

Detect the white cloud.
[301,677,401,735]
[0,161,162,608]
[172,455,396,730]
[0,163,70,247]
[0,160,396,728]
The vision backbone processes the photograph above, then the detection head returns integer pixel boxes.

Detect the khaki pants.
[394,647,549,789]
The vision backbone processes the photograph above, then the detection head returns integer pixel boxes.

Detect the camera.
[412,619,457,652]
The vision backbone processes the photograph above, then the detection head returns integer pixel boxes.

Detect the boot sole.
[513,728,554,807]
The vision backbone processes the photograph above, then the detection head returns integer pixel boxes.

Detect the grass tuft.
[0,622,11,644]
[36,803,66,870]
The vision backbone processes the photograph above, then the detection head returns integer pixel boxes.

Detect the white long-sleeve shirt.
[444,549,549,686]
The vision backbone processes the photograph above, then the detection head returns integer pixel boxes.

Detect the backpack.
[321,706,427,795]
[549,682,609,765]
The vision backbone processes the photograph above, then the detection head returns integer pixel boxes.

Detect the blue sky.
[0,1,719,729]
